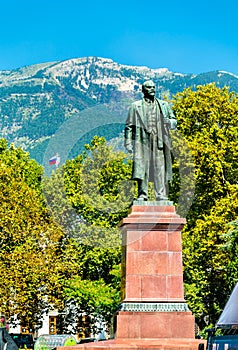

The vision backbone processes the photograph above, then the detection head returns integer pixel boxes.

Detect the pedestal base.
[116,310,195,339]
[59,338,204,350]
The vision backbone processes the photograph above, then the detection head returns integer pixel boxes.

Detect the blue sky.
[1,0,238,74]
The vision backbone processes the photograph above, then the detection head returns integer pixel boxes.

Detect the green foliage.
[42,168,83,240]
[62,137,133,322]
[221,219,238,286]
[64,273,120,324]
[42,136,133,330]
[172,84,238,328]
[0,140,68,329]
[64,136,134,227]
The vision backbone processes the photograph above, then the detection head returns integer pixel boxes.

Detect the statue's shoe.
[136,196,148,201]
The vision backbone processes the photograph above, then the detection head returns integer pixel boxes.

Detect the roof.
[217,282,238,328]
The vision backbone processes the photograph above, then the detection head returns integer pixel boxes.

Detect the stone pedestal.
[120,205,185,303]
[116,202,195,340]
[59,203,203,350]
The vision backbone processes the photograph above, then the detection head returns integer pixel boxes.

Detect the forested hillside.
[1,57,238,165]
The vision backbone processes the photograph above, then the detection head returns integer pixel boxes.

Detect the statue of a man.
[124,80,177,201]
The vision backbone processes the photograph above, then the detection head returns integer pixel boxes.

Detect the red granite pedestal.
[59,203,203,350]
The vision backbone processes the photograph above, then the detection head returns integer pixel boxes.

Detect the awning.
[217,282,238,327]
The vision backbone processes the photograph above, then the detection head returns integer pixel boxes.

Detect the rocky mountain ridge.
[0,56,238,165]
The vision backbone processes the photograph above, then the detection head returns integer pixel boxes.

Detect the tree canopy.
[172,83,238,328]
[42,136,133,332]
[0,140,68,330]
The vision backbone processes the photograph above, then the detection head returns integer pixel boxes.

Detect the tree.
[64,136,134,227]
[182,193,238,328]
[222,219,238,286]
[172,84,238,328]
[42,136,133,332]
[0,140,68,330]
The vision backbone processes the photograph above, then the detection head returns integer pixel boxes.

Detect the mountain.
[1,56,238,167]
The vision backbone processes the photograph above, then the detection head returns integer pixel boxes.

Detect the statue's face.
[142,82,155,98]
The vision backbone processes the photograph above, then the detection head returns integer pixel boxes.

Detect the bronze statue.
[124,80,177,201]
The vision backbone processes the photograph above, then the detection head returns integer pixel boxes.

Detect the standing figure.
[124,80,177,201]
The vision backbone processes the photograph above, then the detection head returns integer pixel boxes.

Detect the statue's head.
[142,80,156,99]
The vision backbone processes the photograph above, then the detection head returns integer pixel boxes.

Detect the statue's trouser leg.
[137,177,148,200]
[150,135,167,200]
[137,139,151,200]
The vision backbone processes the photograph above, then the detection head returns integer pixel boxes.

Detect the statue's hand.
[164,118,177,130]
[170,119,177,130]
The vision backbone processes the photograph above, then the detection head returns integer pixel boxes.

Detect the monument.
[59,82,202,349]
[124,80,177,202]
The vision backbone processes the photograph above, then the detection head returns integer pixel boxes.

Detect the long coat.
[124,98,177,182]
